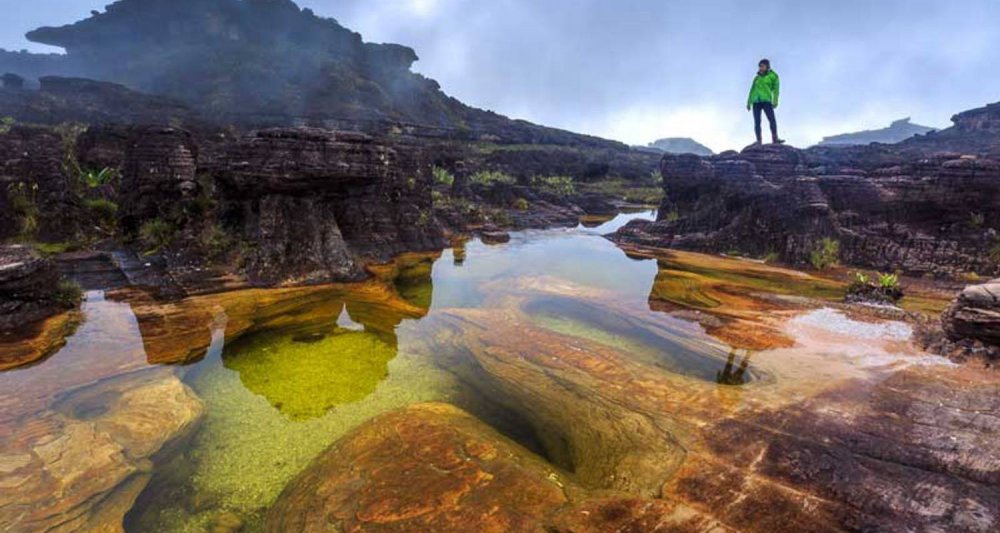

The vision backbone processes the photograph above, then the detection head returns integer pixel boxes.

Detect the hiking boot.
[772,138,786,145]
[753,140,763,146]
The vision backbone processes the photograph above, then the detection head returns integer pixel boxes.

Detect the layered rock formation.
[0,245,80,370]
[213,128,445,284]
[942,278,1000,348]
[614,142,1000,277]
[0,76,193,126]
[0,125,82,241]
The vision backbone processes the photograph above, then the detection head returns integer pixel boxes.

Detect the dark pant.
[752,102,778,142]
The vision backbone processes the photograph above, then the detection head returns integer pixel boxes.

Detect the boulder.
[942,278,1000,346]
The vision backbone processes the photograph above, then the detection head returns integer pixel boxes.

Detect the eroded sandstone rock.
[613,141,1000,278]
[0,368,203,532]
[942,277,1000,347]
[266,403,725,533]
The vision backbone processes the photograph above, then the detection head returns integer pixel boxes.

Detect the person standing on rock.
[746,59,785,145]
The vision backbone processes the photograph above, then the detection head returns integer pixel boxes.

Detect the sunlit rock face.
[0,368,203,532]
[614,139,1000,277]
[266,403,724,532]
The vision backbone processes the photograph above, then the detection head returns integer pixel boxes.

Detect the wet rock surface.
[0,245,79,370]
[0,368,203,532]
[267,402,723,533]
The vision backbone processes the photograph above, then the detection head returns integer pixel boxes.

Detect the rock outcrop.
[213,128,445,284]
[0,245,80,370]
[0,126,82,241]
[942,278,1000,347]
[0,76,193,126]
[614,143,1000,277]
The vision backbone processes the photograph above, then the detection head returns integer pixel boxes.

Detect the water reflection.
[716,349,754,386]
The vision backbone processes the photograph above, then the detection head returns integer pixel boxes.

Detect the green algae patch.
[223,328,396,421]
[128,348,463,532]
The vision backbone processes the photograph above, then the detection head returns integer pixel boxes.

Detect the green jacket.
[747,70,780,107]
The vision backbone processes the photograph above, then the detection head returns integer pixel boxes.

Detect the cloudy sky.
[3,0,999,151]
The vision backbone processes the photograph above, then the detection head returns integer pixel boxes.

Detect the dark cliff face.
[614,138,1000,277]
[0,0,622,150]
[212,128,445,284]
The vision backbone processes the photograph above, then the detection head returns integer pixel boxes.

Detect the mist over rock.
[637,137,714,156]
[0,0,620,149]
[819,117,936,146]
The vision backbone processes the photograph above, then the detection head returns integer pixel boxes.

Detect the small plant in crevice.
[54,279,83,308]
[663,209,680,223]
[81,167,120,189]
[968,211,985,229]
[531,175,575,195]
[762,251,780,264]
[649,169,663,186]
[469,170,516,186]
[201,224,235,258]
[432,166,455,187]
[809,238,840,270]
[0,116,14,134]
[84,198,118,233]
[512,197,530,211]
[6,181,40,238]
[990,238,1000,265]
[139,218,175,253]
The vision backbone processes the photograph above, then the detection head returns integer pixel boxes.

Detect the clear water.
[0,210,944,532]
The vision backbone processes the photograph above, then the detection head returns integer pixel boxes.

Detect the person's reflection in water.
[716,349,753,386]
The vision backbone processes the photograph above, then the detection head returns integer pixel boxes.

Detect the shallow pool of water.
[0,211,951,532]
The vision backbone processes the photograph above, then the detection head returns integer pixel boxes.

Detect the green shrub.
[54,280,83,308]
[650,169,663,185]
[432,166,455,187]
[469,170,516,186]
[202,224,234,257]
[81,167,120,189]
[513,198,530,210]
[663,209,680,223]
[531,175,576,195]
[6,181,40,238]
[878,272,899,290]
[84,198,118,231]
[0,116,14,134]
[809,238,840,270]
[852,271,870,285]
[139,218,174,252]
